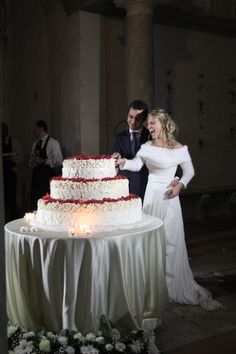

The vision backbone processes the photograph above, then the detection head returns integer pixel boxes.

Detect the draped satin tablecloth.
[5,216,168,333]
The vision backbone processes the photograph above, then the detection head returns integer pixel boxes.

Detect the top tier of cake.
[62,155,116,179]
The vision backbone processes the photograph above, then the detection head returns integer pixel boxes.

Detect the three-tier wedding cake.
[35,155,142,231]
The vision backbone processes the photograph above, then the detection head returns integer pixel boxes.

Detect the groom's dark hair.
[127,99,149,121]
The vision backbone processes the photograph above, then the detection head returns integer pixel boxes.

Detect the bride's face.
[147,115,163,140]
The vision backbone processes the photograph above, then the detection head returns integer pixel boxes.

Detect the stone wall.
[6,1,101,213]
[154,24,236,194]
[4,4,236,214]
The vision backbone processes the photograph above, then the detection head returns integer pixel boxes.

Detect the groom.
[112,99,149,201]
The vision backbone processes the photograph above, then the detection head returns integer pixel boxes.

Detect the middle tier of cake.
[50,175,129,200]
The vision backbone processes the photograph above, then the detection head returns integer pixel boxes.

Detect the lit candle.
[24,212,35,222]
[69,228,75,237]
[68,224,91,237]
[79,224,91,235]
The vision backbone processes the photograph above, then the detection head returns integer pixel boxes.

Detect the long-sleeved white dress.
[121,141,221,310]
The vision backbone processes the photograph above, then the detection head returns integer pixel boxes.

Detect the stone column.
[114,0,157,108]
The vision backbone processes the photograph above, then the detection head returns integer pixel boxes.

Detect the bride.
[115,108,222,311]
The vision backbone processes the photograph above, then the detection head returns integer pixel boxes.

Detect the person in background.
[112,99,149,201]
[2,122,23,222]
[29,120,63,210]
[115,108,222,311]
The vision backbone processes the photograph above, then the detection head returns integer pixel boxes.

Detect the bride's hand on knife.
[112,153,125,167]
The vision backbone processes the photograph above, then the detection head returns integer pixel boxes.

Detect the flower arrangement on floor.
[8,322,151,354]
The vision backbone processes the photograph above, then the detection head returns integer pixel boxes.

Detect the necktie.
[131,132,137,156]
[35,139,42,156]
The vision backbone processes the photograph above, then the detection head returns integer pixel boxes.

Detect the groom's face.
[127,108,144,132]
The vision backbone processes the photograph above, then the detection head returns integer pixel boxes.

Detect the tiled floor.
[155,217,236,353]
[166,330,236,354]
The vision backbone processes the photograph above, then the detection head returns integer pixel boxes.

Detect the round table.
[5,215,168,333]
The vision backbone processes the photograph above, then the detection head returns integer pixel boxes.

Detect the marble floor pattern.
[155,217,236,353]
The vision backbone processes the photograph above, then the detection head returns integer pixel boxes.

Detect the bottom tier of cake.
[36,194,142,230]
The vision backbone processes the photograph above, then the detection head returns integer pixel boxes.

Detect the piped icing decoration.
[41,193,139,205]
[50,175,127,183]
[68,155,112,160]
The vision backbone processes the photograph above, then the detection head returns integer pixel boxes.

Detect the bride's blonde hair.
[149,108,178,147]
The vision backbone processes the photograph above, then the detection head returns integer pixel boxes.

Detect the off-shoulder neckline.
[144,141,187,150]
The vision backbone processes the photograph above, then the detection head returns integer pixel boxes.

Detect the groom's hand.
[112,152,121,166]
[167,177,180,188]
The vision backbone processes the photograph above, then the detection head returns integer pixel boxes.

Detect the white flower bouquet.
[8,322,150,353]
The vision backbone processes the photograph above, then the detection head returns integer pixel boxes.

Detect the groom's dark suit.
[112,127,149,201]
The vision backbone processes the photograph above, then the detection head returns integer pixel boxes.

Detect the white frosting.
[36,197,142,228]
[62,158,116,179]
[50,177,129,200]
[35,155,143,231]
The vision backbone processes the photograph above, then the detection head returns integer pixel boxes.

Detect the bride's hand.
[166,182,184,199]
[111,152,121,160]
[112,152,125,167]
[116,156,125,167]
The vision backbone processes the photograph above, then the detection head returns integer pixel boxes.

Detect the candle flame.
[68,223,91,237]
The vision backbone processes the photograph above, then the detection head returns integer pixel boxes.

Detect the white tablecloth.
[5,216,168,333]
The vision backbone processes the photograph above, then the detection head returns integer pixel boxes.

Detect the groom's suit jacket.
[112,127,149,201]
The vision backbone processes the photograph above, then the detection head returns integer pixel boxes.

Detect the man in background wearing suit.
[29,120,63,210]
[112,99,149,201]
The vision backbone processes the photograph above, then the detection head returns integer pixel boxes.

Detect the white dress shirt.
[29,134,63,168]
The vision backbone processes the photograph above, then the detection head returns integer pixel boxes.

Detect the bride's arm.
[179,160,195,188]
[166,160,195,199]
[117,151,144,172]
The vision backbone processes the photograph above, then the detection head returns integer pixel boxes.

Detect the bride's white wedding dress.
[121,141,222,311]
